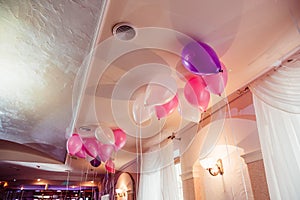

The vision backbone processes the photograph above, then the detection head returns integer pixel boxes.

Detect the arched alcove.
[115,172,136,200]
[181,118,260,199]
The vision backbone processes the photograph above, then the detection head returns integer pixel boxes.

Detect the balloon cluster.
[182,42,227,111]
[66,127,126,173]
[132,41,227,123]
[67,41,227,172]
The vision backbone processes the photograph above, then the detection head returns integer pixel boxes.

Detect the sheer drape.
[250,60,300,200]
[137,142,179,200]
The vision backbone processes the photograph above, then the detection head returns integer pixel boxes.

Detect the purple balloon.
[90,157,101,167]
[181,41,221,75]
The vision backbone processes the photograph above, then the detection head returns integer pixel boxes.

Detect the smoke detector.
[112,23,136,41]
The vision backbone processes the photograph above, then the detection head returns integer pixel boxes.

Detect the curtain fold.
[250,59,300,200]
[251,61,300,114]
[137,142,179,200]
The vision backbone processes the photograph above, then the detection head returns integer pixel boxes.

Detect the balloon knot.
[219,69,224,73]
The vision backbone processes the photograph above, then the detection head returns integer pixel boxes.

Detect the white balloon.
[177,88,201,123]
[94,125,115,145]
[133,94,154,124]
[145,74,177,106]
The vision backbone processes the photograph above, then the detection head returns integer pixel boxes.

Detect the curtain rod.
[248,46,300,87]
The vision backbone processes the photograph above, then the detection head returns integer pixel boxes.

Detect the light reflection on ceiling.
[0,0,104,161]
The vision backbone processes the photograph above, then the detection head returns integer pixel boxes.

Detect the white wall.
[201,148,254,200]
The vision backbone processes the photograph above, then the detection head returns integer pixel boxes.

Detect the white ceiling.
[96,0,300,92]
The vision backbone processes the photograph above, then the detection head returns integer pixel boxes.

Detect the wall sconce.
[116,188,127,198]
[207,159,224,176]
[200,158,224,176]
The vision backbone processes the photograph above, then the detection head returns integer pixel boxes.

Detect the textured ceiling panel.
[0,0,104,161]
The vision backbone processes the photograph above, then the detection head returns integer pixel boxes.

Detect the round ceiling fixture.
[79,126,92,132]
[112,23,136,41]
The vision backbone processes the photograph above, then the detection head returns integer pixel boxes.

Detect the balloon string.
[137,106,144,198]
[64,156,72,200]
[91,169,97,199]
[106,171,109,195]
[159,117,162,195]
[139,109,143,173]
[65,171,70,200]
[79,162,84,193]
[219,94,231,166]
[135,122,140,199]
[65,156,72,194]
[91,170,95,199]
[223,91,249,200]
[85,164,89,184]
[221,98,233,196]
[219,94,235,198]
[159,119,162,149]
[139,114,143,198]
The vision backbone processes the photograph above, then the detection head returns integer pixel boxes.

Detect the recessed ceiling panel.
[0,0,105,161]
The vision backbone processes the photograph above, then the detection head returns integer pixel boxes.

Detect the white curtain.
[137,142,179,200]
[250,59,300,200]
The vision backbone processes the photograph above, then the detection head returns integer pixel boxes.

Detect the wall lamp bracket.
[207,159,224,176]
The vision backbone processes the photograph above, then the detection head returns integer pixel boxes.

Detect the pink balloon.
[98,144,115,162]
[75,147,87,159]
[67,134,83,155]
[105,159,115,173]
[202,63,228,95]
[83,138,99,158]
[155,95,179,120]
[184,76,210,112]
[113,129,127,151]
